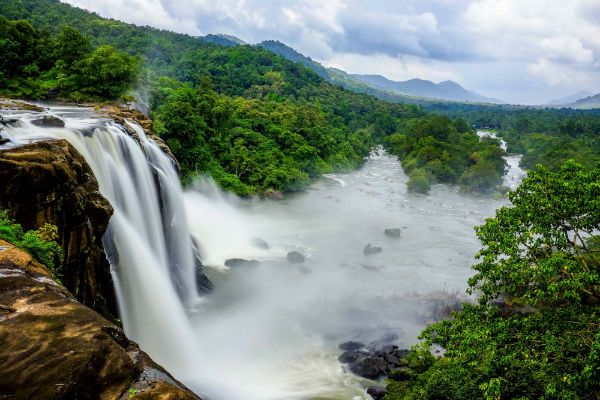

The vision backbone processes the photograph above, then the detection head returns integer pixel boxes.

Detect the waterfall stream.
[0,106,204,387]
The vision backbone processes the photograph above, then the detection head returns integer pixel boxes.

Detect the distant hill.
[202,34,246,47]
[564,93,600,109]
[258,40,329,79]
[350,74,503,103]
[546,90,594,105]
[257,40,502,104]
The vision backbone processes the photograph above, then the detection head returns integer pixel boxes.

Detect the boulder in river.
[363,244,382,255]
[191,237,213,294]
[30,115,65,128]
[339,341,365,351]
[287,251,305,263]
[338,343,412,380]
[367,386,388,400]
[250,237,269,250]
[225,258,260,268]
[384,228,401,237]
[297,265,312,274]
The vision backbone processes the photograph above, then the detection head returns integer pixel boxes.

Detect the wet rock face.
[0,139,117,319]
[0,240,201,400]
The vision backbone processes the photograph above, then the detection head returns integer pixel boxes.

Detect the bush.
[386,161,600,399]
[0,210,63,279]
[407,168,431,194]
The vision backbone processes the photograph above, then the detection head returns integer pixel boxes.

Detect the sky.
[64,0,600,104]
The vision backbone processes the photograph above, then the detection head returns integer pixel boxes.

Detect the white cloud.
[62,0,600,104]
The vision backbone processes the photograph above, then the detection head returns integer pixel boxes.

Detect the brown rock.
[0,139,117,319]
[0,240,201,400]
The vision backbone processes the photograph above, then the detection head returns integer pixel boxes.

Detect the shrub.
[407,168,431,194]
[0,210,63,279]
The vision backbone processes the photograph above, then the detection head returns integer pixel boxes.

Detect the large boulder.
[30,115,65,128]
[338,343,412,380]
[0,240,201,400]
[287,251,305,264]
[363,244,382,255]
[0,139,116,319]
[367,386,388,400]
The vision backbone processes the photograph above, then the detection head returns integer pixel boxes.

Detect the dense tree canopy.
[386,161,600,399]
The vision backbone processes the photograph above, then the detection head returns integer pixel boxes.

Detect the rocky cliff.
[0,239,200,399]
[0,139,117,319]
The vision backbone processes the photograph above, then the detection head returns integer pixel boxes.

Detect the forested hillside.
[0,0,508,195]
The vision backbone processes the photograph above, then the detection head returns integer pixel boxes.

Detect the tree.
[70,45,138,99]
[54,25,90,68]
[388,161,600,399]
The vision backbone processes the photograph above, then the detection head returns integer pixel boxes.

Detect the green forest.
[1,0,510,196]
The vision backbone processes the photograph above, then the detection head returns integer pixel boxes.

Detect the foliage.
[0,0,508,195]
[0,210,63,279]
[386,161,600,399]
[386,115,506,194]
[0,17,137,100]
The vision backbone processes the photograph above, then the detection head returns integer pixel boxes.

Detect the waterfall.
[0,107,205,385]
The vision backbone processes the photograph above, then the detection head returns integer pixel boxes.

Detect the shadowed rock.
[31,115,65,128]
[384,228,401,237]
[367,386,387,400]
[225,258,260,268]
[0,139,116,319]
[363,244,382,255]
[250,237,269,250]
[287,251,305,263]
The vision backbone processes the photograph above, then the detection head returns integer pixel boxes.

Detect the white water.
[183,147,527,399]
[477,130,527,190]
[0,106,203,387]
[1,108,527,399]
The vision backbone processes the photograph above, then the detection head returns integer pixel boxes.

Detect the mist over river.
[184,144,524,399]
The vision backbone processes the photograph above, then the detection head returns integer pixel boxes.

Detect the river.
[184,139,525,399]
[1,107,525,399]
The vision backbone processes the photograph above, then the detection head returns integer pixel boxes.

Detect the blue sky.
[64,0,600,104]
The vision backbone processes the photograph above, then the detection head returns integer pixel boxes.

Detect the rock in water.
[30,115,65,128]
[297,266,312,274]
[250,237,269,250]
[384,228,401,237]
[339,341,365,351]
[287,251,305,263]
[363,244,382,255]
[225,258,260,268]
[0,240,201,400]
[367,386,388,400]
[191,237,214,294]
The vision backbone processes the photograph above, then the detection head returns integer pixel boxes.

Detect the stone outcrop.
[98,105,179,171]
[0,240,200,400]
[0,139,117,319]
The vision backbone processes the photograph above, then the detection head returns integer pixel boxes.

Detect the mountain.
[564,93,600,109]
[546,90,594,105]
[256,41,502,104]
[350,74,503,103]
[203,34,246,47]
[258,40,329,78]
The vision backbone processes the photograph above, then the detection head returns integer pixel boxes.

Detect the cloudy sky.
[64,0,600,104]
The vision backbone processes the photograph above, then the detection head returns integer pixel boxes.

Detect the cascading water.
[0,106,204,387]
